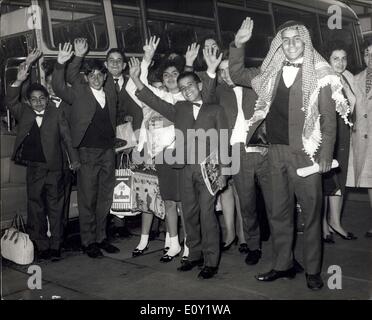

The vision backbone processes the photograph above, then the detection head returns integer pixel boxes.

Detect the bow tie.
[193,102,202,107]
[35,114,44,118]
[283,61,302,68]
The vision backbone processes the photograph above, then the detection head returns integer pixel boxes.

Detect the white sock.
[164,232,171,249]
[137,234,149,250]
[182,240,189,257]
[167,236,181,257]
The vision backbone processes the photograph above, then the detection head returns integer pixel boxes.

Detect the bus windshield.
[41,0,109,51]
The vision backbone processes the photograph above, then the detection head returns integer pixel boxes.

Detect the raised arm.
[6,62,30,121]
[65,38,88,84]
[129,57,176,122]
[184,42,200,72]
[52,43,75,105]
[229,17,259,87]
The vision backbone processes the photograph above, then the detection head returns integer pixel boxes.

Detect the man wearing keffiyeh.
[229,18,351,290]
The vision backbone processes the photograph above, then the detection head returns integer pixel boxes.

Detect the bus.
[0,0,365,227]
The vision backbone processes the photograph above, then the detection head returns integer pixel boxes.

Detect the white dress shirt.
[192,100,203,120]
[90,87,106,108]
[282,57,303,88]
[230,86,247,145]
[34,110,45,127]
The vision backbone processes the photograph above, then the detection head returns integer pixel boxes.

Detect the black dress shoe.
[98,240,120,253]
[50,249,61,261]
[198,266,218,279]
[132,246,148,257]
[306,273,324,290]
[323,234,335,244]
[245,249,261,265]
[238,243,249,254]
[37,249,51,261]
[177,258,204,272]
[84,243,103,258]
[255,268,296,281]
[160,253,179,262]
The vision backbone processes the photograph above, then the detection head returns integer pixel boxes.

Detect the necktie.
[114,78,120,94]
[283,61,302,68]
[366,69,372,94]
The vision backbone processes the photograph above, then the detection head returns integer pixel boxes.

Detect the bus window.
[147,20,216,55]
[111,0,143,53]
[319,16,359,73]
[41,0,109,51]
[272,4,321,51]
[146,0,214,18]
[218,6,273,65]
[0,0,31,14]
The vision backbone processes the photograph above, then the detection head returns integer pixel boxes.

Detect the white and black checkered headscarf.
[249,22,351,160]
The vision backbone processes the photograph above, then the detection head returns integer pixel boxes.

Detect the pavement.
[1,197,371,301]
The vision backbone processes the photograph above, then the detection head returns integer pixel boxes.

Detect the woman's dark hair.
[195,34,222,71]
[323,40,349,61]
[26,83,49,99]
[158,58,183,80]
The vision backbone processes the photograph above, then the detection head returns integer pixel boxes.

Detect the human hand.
[143,36,160,63]
[57,43,74,64]
[217,175,227,191]
[74,38,88,57]
[25,48,42,66]
[318,158,332,173]
[235,17,254,48]
[203,46,223,74]
[185,42,200,67]
[128,57,141,80]
[69,161,81,172]
[16,62,30,82]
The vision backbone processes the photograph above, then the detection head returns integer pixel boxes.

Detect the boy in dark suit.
[6,62,79,261]
[52,43,120,258]
[128,55,229,279]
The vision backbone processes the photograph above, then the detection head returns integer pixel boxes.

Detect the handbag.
[1,214,34,265]
[110,154,165,220]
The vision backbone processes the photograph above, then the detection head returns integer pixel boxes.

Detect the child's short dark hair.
[82,59,107,76]
[106,48,128,64]
[26,83,49,99]
[177,71,201,84]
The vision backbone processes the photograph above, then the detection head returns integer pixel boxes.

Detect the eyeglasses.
[30,96,47,104]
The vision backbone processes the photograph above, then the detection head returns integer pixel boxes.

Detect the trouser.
[77,147,115,247]
[268,144,322,274]
[180,164,220,267]
[233,145,272,250]
[26,162,64,251]
[62,168,73,230]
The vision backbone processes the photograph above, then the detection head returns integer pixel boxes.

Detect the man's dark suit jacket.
[65,56,143,131]
[229,43,336,163]
[6,85,78,171]
[135,86,229,168]
[52,62,118,148]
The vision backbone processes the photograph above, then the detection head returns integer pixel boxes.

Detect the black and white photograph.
[0,0,371,310]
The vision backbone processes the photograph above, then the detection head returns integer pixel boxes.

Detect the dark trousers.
[26,162,64,251]
[62,169,73,230]
[233,145,272,250]
[77,147,115,247]
[180,164,220,267]
[268,144,322,274]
